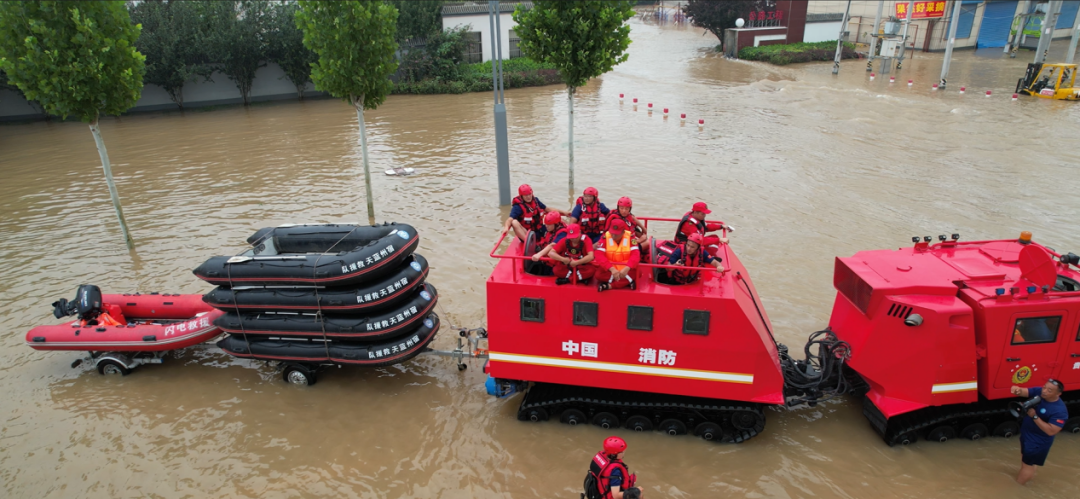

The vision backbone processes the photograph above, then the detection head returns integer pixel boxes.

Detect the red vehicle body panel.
[25,293,223,352]
[828,237,1080,419]
[485,223,785,406]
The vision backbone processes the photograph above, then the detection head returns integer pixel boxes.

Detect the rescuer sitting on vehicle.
[675,202,729,255]
[663,233,724,284]
[570,187,611,243]
[543,224,596,285]
[502,184,564,242]
[1012,379,1069,485]
[529,211,569,274]
[605,197,646,243]
[596,218,639,292]
[587,436,637,499]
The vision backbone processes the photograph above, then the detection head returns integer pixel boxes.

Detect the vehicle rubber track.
[516,382,766,443]
[865,391,1080,446]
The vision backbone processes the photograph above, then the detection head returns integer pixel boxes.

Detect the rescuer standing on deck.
[675,202,729,254]
[595,218,639,291]
[589,436,637,499]
[1012,379,1069,485]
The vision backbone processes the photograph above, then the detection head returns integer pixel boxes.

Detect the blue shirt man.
[1013,379,1068,485]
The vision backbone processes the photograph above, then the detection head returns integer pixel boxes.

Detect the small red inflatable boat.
[26,286,224,352]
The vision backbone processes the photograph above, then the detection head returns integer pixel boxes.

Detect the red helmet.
[688,233,704,245]
[608,218,627,232]
[518,184,533,197]
[603,436,627,455]
[584,187,599,197]
[617,197,632,208]
[543,211,561,224]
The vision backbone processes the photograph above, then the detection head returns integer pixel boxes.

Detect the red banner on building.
[895,1,946,20]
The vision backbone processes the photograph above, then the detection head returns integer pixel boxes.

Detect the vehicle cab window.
[573,302,598,327]
[1011,316,1061,345]
[520,298,544,323]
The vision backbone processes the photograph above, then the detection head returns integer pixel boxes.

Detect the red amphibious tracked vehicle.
[484,220,1080,445]
[831,232,1080,445]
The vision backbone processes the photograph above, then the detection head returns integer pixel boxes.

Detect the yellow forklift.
[1016,62,1080,100]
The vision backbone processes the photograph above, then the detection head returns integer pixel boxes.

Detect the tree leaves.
[511,0,634,89]
[683,0,764,43]
[0,1,145,122]
[295,1,398,110]
[129,0,211,108]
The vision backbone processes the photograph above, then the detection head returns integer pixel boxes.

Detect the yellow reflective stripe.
[488,352,754,384]
[931,381,977,393]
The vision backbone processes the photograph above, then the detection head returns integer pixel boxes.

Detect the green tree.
[0,1,145,248]
[683,0,763,46]
[389,0,443,41]
[128,0,210,108]
[512,0,635,194]
[268,1,316,99]
[205,0,269,106]
[296,1,398,223]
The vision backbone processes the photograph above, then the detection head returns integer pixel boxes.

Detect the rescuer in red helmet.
[587,436,637,499]
[675,201,728,255]
[544,224,596,285]
[569,187,611,243]
[502,184,565,242]
[605,197,647,245]
[529,211,568,273]
[665,232,724,284]
[595,218,639,291]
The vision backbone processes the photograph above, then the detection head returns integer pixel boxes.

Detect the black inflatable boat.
[216,313,440,367]
[214,284,438,340]
[193,223,419,286]
[203,254,429,313]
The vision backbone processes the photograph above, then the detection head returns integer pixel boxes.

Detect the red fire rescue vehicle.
[830,232,1080,445]
[484,220,1080,445]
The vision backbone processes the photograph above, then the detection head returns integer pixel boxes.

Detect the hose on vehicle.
[780,328,852,406]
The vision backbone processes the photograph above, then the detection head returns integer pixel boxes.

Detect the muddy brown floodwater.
[3,17,1080,499]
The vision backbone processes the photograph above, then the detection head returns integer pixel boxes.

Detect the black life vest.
[576,197,607,235]
[537,223,567,248]
[674,211,706,243]
[513,196,544,232]
[588,452,635,499]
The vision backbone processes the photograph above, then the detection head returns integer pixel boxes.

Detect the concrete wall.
[804,21,844,42]
[442,13,518,62]
[806,1,1077,52]
[1,62,322,121]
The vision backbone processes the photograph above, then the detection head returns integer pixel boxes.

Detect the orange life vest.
[604,231,634,272]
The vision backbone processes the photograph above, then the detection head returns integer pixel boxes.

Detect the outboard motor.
[51,285,104,322]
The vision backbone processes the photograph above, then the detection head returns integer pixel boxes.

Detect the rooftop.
[442,1,532,17]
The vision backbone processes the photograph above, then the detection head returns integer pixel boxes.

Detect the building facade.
[440,2,531,63]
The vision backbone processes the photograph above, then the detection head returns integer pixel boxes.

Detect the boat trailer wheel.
[592,412,620,429]
[624,415,653,432]
[97,359,130,376]
[283,364,316,386]
[560,409,587,426]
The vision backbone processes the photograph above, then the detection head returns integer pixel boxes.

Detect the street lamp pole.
[489,1,511,206]
[833,0,853,75]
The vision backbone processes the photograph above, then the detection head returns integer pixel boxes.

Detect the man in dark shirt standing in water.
[1012,379,1068,485]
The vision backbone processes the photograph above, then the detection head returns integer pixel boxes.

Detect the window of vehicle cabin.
[834,259,872,314]
[520,298,544,323]
[1011,316,1061,345]
[627,306,653,331]
[573,302,598,327]
[683,310,710,336]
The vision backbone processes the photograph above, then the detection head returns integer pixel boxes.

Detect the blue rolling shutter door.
[948,1,980,39]
[977,1,1019,48]
[1057,1,1080,29]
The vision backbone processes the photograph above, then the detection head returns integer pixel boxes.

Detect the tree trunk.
[89,119,135,249]
[355,96,376,225]
[567,86,575,196]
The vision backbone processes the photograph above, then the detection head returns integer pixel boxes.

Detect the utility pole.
[1034,0,1063,64]
[489,1,511,206]
[1067,2,1080,64]
[939,0,964,88]
[833,0,853,75]
[867,0,885,71]
[1007,0,1032,58]
[896,17,912,69]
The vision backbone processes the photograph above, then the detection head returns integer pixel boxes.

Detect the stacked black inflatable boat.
[194,223,440,369]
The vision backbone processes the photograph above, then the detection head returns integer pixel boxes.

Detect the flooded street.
[3,17,1080,499]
